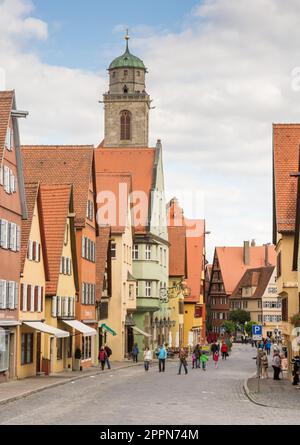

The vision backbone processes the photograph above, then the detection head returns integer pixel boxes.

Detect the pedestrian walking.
[192,352,196,369]
[98,346,107,371]
[132,343,139,363]
[200,352,209,371]
[193,345,201,368]
[221,342,228,360]
[292,356,300,386]
[143,347,152,371]
[211,341,219,356]
[265,339,271,356]
[261,352,269,379]
[178,348,188,375]
[104,344,112,369]
[158,344,168,372]
[213,350,219,368]
[272,351,282,380]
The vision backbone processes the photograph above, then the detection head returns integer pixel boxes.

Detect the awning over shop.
[99,323,117,336]
[62,320,96,337]
[0,320,21,327]
[23,322,69,338]
[132,326,152,338]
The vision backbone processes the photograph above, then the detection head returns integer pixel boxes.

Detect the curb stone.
[0,362,143,407]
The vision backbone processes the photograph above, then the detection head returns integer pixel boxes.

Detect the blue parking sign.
[252,324,262,340]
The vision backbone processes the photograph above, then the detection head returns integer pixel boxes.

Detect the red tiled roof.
[231,266,275,300]
[95,172,132,233]
[96,226,111,300]
[21,145,94,227]
[94,147,156,232]
[273,124,300,233]
[216,245,276,295]
[39,184,72,295]
[21,182,39,271]
[0,91,14,166]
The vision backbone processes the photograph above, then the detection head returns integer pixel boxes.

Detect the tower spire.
[125,28,130,52]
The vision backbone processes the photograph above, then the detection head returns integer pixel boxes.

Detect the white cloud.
[2,0,300,259]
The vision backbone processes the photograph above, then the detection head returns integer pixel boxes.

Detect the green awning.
[100,324,117,336]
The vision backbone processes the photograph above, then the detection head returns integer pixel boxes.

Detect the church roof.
[109,39,146,71]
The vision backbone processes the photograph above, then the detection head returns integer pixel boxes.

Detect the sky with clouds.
[1,0,300,260]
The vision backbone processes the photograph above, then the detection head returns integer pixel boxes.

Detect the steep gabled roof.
[39,184,73,295]
[216,245,276,295]
[21,145,94,227]
[273,124,300,237]
[94,146,156,233]
[0,91,14,166]
[95,172,132,234]
[231,266,275,300]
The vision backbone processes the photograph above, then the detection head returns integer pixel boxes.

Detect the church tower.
[103,32,151,148]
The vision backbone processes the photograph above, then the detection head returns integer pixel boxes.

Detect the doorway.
[36,333,41,374]
[127,327,134,356]
[9,332,15,380]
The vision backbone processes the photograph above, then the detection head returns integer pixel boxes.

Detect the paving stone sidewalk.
[0,361,142,406]
[245,374,300,409]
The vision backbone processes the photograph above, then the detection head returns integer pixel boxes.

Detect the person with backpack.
[104,344,112,369]
[98,346,108,371]
[178,348,188,375]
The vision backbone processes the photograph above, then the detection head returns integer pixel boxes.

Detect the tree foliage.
[228,309,251,325]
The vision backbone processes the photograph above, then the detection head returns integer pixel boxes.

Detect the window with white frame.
[82,237,96,262]
[1,165,17,194]
[27,241,41,262]
[145,245,152,260]
[0,330,10,372]
[82,336,92,360]
[145,281,152,298]
[111,242,116,259]
[0,280,19,310]
[60,257,72,276]
[20,284,43,313]
[5,128,13,151]
[132,245,139,260]
[82,283,96,305]
[0,220,20,252]
[86,200,94,221]
[52,296,74,318]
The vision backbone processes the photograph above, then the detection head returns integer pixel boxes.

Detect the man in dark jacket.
[211,341,219,355]
[104,344,112,369]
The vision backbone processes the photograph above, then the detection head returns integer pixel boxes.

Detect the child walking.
[200,352,209,371]
[213,350,219,368]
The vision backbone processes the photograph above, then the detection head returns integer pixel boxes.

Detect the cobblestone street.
[0,345,299,425]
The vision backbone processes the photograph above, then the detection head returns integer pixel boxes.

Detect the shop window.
[21,333,33,365]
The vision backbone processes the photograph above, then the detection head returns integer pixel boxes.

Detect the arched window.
[120,110,131,140]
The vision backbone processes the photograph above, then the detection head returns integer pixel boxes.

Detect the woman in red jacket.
[221,342,228,360]
[98,346,108,371]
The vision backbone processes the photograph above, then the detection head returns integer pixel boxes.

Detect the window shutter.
[8,281,14,309]
[27,285,31,311]
[28,240,33,261]
[3,220,8,249]
[82,237,85,258]
[16,225,20,252]
[57,296,62,317]
[82,283,85,304]
[52,296,57,317]
[40,287,44,312]
[22,284,27,312]
[9,173,14,194]
[30,285,35,312]
[0,280,6,309]
[4,166,9,193]
[0,167,3,186]
[34,286,38,312]
[14,282,19,309]
[38,243,41,262]
[64,297,68,317]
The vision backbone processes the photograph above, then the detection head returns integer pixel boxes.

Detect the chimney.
[251,239,256,247]
[243,241,250,265]
[264,243,269,266]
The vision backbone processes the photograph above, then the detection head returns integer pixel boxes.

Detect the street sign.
[252,324,262,340]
